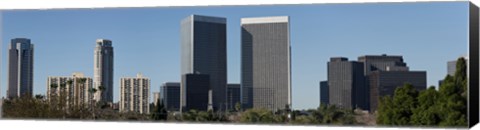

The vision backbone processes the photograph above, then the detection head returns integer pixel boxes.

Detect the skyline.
[0,2,469,109]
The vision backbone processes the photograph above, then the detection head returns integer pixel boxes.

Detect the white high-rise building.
[94,39,114,103]
[119,73,150,114]
[241,16,291,111]
[46,72,93,107]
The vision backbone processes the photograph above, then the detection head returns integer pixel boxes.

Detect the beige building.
[46,72,93,107]
[153,92,161,106]
[119,73,150,114]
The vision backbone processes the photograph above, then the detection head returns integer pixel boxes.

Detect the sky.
[0,2,469,110]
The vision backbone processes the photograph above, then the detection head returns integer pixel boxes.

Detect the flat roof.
[241,16,289,24]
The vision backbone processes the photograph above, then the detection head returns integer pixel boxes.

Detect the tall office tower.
[161,82,181,111]
[119,73,150,114]
[94,39,114,103]
[358,54,409,76]
[369,70,426,111]
[180,15,227,111]
[7,38,34,98]
[181,74,210,112]
[319,81,329,106]
[328,57,366,109]
[241,16,291,111]
[153,92,161,105]
[47,72,93,107]
[227,84,241,111]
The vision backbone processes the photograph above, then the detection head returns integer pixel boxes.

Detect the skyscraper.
[94,39,114,103]
[181,73,210,112]
[119,73,150,114]
[47,72,93,107]
[161,82,181,111]
[241,16,291,111]
[227,84,241,111]
[180,15,227,111]
[319,81,329,106]
[7,38,34,98]
[327,57,366,109]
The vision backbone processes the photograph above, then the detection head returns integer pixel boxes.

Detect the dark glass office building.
[180,15,227,111]
[8,38,34,98]
[241,16,291,111]
[358,54,408,75]
[319,81,329,106]
[161,82,180,112]
[181,73,210,112]
[327,57,367,110]
[369,71,427,111]
[227,84,241,111]
[357,54,409,111]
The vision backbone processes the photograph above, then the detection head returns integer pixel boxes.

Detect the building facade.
[153,92,161,105]
[447,57,468,76]
[47,72,93,107]
[369,71,426,111]
[327,57,366,109]
[358,54,408,75]
[227,84,241,111]
[161,82,181,111]
[7,38,34,98]
[94,39,114,103]
[180,15,227,111]
[181,73,210,112]
[119,73,150,114]
[241,16,291,111]
[319,81,329,106]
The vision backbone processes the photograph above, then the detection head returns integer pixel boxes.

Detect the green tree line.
[377,57,468,127]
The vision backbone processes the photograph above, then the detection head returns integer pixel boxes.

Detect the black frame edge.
[469,1,479,128]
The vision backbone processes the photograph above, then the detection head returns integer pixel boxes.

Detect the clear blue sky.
[0,2,469,109]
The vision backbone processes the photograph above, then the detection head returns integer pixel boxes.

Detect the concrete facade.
[119,73,150,114]
[241,16,291,111]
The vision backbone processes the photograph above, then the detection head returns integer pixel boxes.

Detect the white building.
[120,73,150,114]
[241,16,291,111]
[46,72,93,107]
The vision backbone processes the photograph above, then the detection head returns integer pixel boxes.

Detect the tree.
[151,99,167,120]
[436,57,467,127]
[88,87,97,119]
[234,102,242,112]
[410,86,440,126]
[49,83,59,109]
[239,108,277,123]
[59,82,67,118]
[376,57,468,127]
[35,94,44,100]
